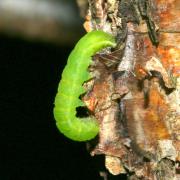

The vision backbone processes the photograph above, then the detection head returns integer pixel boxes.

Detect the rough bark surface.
[77,0,180,179]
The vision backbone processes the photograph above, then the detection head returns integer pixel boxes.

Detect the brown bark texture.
[77,0,180,179]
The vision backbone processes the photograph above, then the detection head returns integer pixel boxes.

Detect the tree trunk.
[77,0,180,179]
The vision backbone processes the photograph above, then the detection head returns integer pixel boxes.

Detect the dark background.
[0,35,127,180]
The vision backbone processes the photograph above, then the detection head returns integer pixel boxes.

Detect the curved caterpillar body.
[53,30,116,141]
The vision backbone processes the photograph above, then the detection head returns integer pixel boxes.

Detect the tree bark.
[77,0,180,179]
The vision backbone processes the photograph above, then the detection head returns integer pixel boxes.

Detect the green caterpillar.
[53,30,116,141]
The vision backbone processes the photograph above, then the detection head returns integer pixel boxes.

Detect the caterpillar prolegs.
[53,31,116,141]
